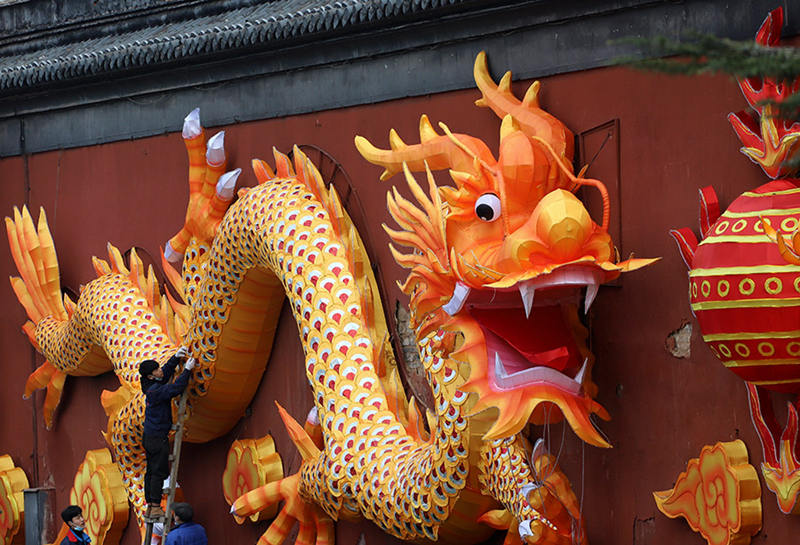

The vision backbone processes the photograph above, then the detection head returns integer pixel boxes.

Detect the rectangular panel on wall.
[577,119,622,285]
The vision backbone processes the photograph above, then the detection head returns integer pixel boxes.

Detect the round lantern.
[691,179,800,394]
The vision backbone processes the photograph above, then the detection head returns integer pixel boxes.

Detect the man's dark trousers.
[143,433,170,504]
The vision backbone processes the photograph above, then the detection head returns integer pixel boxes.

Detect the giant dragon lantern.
[6,52,655,545]
[670,8,800,516]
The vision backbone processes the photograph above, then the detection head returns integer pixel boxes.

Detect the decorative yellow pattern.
[222,435,283,523]
[0,456,28,545]
[478,439,587,544]
[653,440,761,545]
[6,52,655,544]
[69,449,129,545]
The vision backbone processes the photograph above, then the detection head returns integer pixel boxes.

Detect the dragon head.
[356,52,655,448]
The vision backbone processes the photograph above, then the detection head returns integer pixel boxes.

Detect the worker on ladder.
[138,346,195,519]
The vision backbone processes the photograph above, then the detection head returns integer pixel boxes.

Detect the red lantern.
[688,179,800,393]
[670,7,800,515]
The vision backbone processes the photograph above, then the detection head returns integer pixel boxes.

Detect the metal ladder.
[142,388,189,545]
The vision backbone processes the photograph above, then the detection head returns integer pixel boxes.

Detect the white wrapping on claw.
[517,519,533,540]
[206,131,226,165]
[306,405,320,426]
[164,240,184,265]
[216,168,240,201]
[182,107,201,139]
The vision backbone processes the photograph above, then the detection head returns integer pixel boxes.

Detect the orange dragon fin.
[6,207,71,428]
[275,402,320,462]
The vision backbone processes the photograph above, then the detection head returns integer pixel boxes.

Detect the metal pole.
[142,519,155,545]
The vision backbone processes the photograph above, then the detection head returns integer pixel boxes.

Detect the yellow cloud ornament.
[222,435,283,523]
[69,449,129,545]
[653,440,761,545]
[0,455,28,545]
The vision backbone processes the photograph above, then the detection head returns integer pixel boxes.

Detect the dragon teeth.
[584,280,599,313]
[442,282,470,316]
[519,281,535,318]
[494,352,508,380]
[574,357,589,388]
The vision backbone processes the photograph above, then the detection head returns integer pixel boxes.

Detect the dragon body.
[7,53,654,544]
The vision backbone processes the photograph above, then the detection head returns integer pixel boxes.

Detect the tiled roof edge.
[0,0,465,91]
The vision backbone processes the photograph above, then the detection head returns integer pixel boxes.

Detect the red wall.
[1,61,795,544]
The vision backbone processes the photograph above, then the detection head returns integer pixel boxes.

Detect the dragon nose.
[502,189,597,266]
[535,189,591,261]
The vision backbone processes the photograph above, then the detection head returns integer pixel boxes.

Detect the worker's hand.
[176,346,189,358]
[184,358,196,371]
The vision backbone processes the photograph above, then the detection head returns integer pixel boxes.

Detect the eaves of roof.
[0,0,473,92]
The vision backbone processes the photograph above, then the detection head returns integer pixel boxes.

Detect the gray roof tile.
[0,0,471,91]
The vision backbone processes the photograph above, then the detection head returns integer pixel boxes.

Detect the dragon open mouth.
[444,265,603,394]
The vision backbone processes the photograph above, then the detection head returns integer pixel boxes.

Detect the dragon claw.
[24,361,67,429]
[232,472,333,545]
[523,443,588,545]
[166,110,234,257]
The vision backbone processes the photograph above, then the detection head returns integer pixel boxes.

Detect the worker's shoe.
[146,504,165,519]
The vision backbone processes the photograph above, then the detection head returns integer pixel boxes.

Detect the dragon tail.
[6,206,71,428]
[6,206,69,330]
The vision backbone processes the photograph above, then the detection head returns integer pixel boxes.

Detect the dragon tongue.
[475,306,574,371]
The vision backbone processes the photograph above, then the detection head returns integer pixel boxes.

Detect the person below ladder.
[139,346,195,518]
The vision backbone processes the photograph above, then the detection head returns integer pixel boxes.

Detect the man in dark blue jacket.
[165,503,207,545]
[59,505,91,545]
[139,346,195,518]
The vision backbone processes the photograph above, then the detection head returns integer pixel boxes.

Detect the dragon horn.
[355,116,496,182]
[473,50,574,163]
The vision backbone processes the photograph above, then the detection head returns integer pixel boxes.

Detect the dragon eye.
[475,193,501,222]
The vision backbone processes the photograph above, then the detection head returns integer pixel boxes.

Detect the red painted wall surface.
[1,61,795,544]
